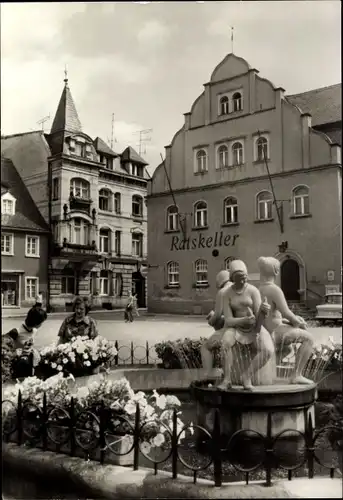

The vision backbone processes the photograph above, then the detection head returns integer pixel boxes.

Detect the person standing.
[125,291,134,323]
[57,296,98,345]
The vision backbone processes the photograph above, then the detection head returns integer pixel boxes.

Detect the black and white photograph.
[1,1,342,498]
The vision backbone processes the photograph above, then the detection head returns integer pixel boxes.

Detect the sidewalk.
[1,307,135,319]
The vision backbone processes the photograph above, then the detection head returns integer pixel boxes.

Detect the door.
[132,271,146,308]
[1,280,18,306]
[281,259,300,301]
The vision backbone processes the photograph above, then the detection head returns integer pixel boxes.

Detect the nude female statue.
[205,260,273,391]
[257,256,314,385]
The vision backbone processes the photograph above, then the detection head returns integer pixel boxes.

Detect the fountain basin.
[190,379,318,438]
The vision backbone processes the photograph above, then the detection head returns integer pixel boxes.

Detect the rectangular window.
[114,193,121,214]
[99,277,109,295]
[61,276,75,294]
[105,158,113,170]
[26,235,40,257]
[225,205,238,224]
[294,196,309,215]
[1,233,14,255]
[115,231,121,255]
[25,277,38,300]
[195,261,208,286]
[132,233,143,257]
[99,233,109,253]
[168,263,179,286]
[258,201,273,220]
[52,178,59,200]
[2,199,14,214]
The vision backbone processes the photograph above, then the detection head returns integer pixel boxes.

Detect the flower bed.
[2,374,187,466]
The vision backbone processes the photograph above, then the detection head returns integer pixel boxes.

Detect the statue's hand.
[260,296,271,316]
[239,315,256,327]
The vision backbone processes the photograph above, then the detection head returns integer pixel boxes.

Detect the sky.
[1,1,341,174]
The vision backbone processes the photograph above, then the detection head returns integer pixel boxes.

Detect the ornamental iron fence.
[2,391,341,487]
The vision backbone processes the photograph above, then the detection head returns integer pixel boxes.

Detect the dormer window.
[1,192,16,215]
[69,139,76,152]
[105,157,113,170]
[131,163,144,177]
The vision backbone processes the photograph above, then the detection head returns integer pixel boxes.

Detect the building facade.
[146,53,342,315]
[1,158,49,309]
[2,77,148,312]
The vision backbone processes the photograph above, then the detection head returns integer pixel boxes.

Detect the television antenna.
[37,114,51,132]
[134,128,152,156]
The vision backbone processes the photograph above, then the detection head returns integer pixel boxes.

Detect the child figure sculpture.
[257,256,314,385]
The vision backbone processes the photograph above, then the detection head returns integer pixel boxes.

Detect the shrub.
[155,337,221,369]
[1,337,15,383]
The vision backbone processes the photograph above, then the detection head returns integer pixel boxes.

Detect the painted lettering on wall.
[170,232,239,251]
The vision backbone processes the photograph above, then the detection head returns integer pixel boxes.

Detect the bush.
[1,338,15,383]
[155,337,221,369]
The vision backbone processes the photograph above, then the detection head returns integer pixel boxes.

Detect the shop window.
[195,259,208,286]
[25,235,40,257]
[61,276,75,294]
[25,277,39,300]
[167,261,180,287]
[292,185,310,216]
[224,197,238,224]
[114,273,123,296]
[166,205,179,231]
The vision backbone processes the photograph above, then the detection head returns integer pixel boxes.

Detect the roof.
[93,137,119,157]
[50,79,82,134]
[121,146,148,166]
[324,129,342,146]
[287,84,341,127]
[1,157,49,233]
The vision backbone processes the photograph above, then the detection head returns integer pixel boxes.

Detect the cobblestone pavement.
[1,313,341,351]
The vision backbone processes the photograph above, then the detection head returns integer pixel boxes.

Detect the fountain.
[190,258,318,448]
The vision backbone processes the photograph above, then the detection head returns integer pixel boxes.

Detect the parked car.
[315,292,342,325]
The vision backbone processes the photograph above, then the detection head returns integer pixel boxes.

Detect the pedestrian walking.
[132,293,140,317]
[125,291,134,323]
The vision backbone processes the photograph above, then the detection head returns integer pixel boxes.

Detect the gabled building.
[146,53,341,314]
[1,157,50,309]
[2,76,148,312]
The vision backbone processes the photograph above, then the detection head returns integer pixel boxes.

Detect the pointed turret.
[50,75,82,135]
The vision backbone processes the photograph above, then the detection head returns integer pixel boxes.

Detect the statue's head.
[229,260,248,287]
[216,270,231,289]
[257,256,280,278]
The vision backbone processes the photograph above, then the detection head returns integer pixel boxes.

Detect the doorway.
[281,259,300,301]
[132,271,146,308]
[1,276,19,307]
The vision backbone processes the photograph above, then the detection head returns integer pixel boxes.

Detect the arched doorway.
[281,259,300,301]
[132,271,146,308]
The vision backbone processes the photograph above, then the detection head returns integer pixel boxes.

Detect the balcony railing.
[69,195,92,214]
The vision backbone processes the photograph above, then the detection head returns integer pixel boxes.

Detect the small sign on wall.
[325,284,340,294]
[327,270,335,282]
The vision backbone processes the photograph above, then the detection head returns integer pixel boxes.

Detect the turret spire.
[50,70,82,135]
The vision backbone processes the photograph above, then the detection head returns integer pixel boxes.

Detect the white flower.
[153,433,165,447]
[141,441,151,454]
[83,353,89,359]
[124,401,137,415]
[63,358,69,364]
[166,395,181,407]
[156,394,167,410]
[57,365,63,371]
[51,362,57,369]
[84,360,91,367]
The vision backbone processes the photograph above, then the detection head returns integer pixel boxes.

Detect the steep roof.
[50,79,82,134]
[121,146,148,166]
[1,157,49,233]
[93,137,119,157]
[287,84,341,127]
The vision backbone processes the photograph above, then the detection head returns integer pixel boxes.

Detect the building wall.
[1,231,49,307]
[147,53,342,314]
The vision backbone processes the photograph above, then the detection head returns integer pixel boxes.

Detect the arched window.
[167,262,180,286]
[114,192,121,214]
[292,186,310,216]
[70,178,90,199]
[224,197,238,224]
[132,195,143,218]
[256,137,269,162]
[99,228,111,253]
[194,201,208,228]
[70,217,90,245]
[132,231,143,257]
[166,205,179,231]
[232,92,242,112]
[256,191,273,221]
[196,149,207,173]
[219,96,229,115]
[232,142,243,165]
[99,189,111,211]
[195,259,208,286]
[224,257,236,271]
[218,145,229,168]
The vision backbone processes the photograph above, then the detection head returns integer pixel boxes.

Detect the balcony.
[69,195,92,215]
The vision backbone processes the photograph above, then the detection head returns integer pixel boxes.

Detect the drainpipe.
[47,161,52,313]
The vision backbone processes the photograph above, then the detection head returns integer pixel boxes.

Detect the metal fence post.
[265,412,273,487]
[172,408,178,479]
[99,401,106,465]
[69,397,76,457]
[212,408,222,487]
[17,390,23,446]
[130,341,134,365]
[42,392,48,451]
[306,411,314,479]
[114,341,119,366]
[146,341,149,365]
[133,403,140,470]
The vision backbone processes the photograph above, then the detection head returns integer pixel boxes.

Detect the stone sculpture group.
[201,256,315,391]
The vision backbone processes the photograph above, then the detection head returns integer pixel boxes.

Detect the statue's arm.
[273,286,302,326]
[250,286,262,317]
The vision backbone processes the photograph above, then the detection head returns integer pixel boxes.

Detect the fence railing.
[2,391,340,487]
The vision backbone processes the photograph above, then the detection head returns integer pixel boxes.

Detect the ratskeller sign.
[170,232,239,251]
